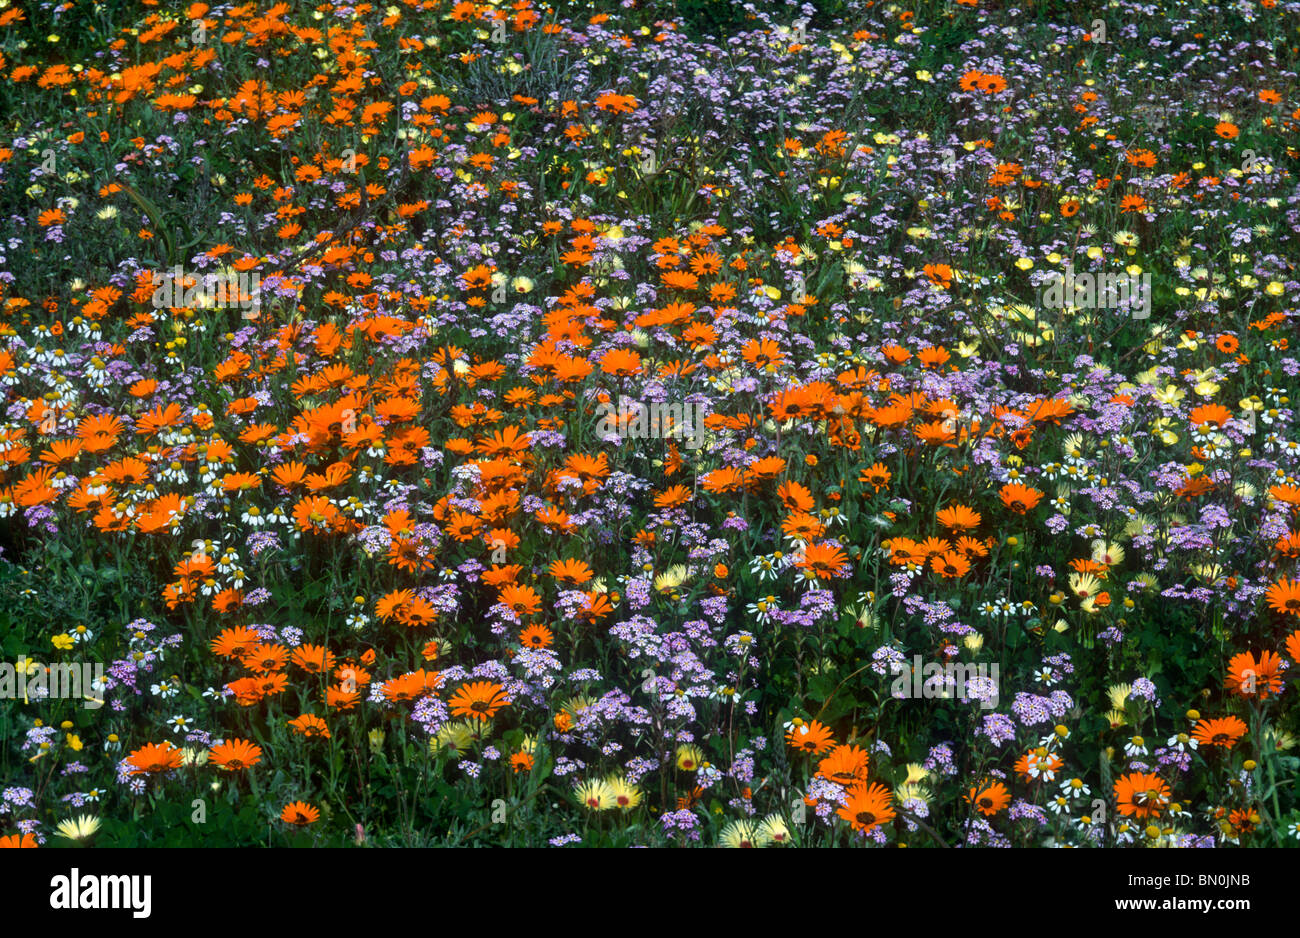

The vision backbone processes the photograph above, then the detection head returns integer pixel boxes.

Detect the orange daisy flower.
[837,782,896,832]
[1113,772,1170,818]
[794,541,849,581]
[932,550,971,578]
[1224,650,1286,700]
[859,462,891,491]
[288,714,331,738]
[816,744,870,786]
[448,681,509,721]
[785,719,835,754]
[208,738,263,771]
[125,741,184,775]
[1190,716,1247,749]
[936,504,981,530]
[520,623,554,648]
[280,801,320,825]
[1265,578,1300,617]
[999,482,1044,514]
[967,780,1010,816]
[290,644,337,674]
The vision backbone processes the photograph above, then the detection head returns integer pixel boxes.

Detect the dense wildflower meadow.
[0,0,1299,850]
